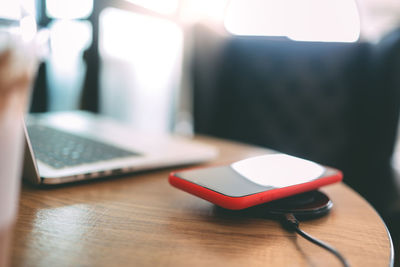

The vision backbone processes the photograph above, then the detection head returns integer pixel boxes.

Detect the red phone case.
[169,163,342,210]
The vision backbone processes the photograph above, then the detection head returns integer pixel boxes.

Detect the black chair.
[191,25,400,220]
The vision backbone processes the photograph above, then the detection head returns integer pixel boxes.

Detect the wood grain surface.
[11,136,393,267]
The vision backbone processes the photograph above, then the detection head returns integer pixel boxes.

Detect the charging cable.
[282,213,350,267]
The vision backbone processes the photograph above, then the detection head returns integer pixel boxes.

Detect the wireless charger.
[213,190,332,220]
[213,191,347,266]
[263,191,348,267]
[263,190,333,220]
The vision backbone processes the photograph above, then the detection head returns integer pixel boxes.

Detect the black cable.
[282,213,350,267]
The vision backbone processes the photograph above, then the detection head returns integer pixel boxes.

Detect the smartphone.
[169,153,342,210]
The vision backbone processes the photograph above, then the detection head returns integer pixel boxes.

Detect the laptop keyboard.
[27,124,140,169]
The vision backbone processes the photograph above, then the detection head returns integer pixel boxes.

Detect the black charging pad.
[263,190,332,220]
[213,191,344,265]
[213,190,332,221]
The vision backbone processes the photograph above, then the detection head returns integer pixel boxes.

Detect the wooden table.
[11,137,394,267]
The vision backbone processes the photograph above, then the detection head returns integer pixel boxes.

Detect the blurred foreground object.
[0,4,40,266]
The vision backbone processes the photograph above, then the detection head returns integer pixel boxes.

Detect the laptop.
[22,111,218,185]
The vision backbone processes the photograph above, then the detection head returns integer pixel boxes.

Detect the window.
[45,0,93,110]
[99,8,183,132]
[125,0,179,15]
[224,0,361,42]
[46,0,93,19]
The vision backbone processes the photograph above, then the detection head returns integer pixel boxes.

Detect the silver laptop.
[22,111,217,185]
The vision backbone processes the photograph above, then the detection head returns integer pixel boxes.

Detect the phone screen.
[173,154,329,197]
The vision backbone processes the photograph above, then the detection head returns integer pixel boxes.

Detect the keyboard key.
[27,125,140,169]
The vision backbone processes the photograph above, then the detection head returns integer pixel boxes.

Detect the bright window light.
[224,0,360,42]
[179,0,229,23]
[126,0,179,15]
[49,20,92,61]
[20,15,37,42]
[46,0,93,19]
[0,1,20,20]
[47,20,92,111]
[100,8,182,66]
[21,0,37,17]
[99,8,183,132]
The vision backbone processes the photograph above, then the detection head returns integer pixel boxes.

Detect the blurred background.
[11,0,400,264]
[23,0,400,132]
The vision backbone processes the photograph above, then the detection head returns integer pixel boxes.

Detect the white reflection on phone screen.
[230,154,325,188]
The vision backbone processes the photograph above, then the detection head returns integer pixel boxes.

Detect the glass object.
[0,2,39,266]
